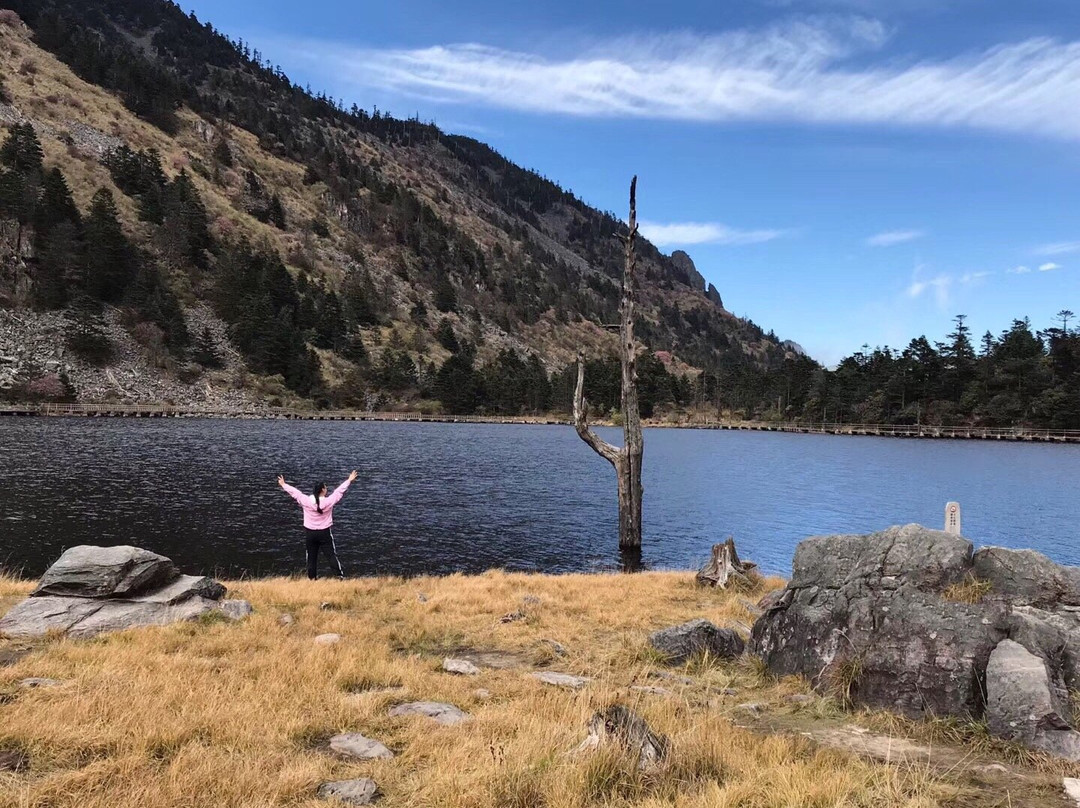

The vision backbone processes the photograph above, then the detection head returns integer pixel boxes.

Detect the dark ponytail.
[313,482,326,514]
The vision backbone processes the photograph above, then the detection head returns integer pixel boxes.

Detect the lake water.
[1,419,1078,580]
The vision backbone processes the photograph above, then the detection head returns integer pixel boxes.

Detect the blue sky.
[180,0,1080,364]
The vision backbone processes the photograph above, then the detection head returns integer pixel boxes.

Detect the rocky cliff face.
[751,524,1080,760]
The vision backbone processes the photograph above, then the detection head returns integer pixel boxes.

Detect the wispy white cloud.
[1034,241,1080,256]
[1039,262,1063,271]
[1008,265,1031,274]
[637,220,789,247]
[866,229,924,247]
[288,18,1080,139]
[906,267,990,307]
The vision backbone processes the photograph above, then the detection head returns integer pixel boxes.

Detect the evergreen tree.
[192,326,224,368]
[433,272,456,312]
[0,122,44,175]
[83,188,135,301]
[435,317,459,353]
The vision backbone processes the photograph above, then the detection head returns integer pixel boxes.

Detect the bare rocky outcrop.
[751,524,1080,759]
[0,545,249,638]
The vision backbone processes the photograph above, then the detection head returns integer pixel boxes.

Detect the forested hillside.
[0,0,806,416]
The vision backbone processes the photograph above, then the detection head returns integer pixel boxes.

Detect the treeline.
[808,315,1080,428]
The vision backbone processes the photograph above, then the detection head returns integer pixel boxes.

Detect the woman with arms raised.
[278,471,357,580]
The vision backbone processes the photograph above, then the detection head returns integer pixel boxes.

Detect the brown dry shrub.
[17,57,36,75]
[0,9,21,27]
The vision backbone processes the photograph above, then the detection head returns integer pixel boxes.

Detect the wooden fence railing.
[2,404,1079,441]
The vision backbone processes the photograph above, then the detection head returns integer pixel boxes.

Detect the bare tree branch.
[574,351,620,465]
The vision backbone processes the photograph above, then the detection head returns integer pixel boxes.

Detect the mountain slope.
[0,0,815,415]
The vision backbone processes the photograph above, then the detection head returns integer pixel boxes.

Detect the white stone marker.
[944,501,962,535]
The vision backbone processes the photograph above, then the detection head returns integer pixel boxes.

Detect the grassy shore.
[0,570,1051,808]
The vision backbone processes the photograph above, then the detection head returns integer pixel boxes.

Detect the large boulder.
[751,523,1080,759]
[649,618,745,664]
[31,545,178,598]
[0,546,246,639]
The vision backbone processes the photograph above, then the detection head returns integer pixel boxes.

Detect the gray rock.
[751,524,1006,720]
[442,657,481,676]
[18,677,62,688]
[575,704,669,770]
[314,633,342,646]
[789,524,972,592]
[986,639,1080,760]
[629,685,670,696]
[217,599,253,620]
[530,671,590,689]
[974,547,1080,608]
[473,688,492,700]
[649,618,745,664]
[278,613,295,627]
[329,732,393,760]
[317,777,378,805]
[32,545,178,599]
[135,574,226,604]
[388,701,469,725]
[0,595,219,639]
[543,639,568,656]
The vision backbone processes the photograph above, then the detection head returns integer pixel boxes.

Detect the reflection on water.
[1,419,1078,579]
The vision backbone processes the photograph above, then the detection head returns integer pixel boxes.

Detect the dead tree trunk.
[695,536,760,589]
[574,177,644,551]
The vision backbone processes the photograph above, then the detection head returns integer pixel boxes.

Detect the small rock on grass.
[1065,777,1080,806]
[442,658,481,676]
[473,688,492,700]
[317,777,378,805]
[18,678,62,688]
[630,685,670,696]
[278,613,295,627]
[737,702,765,714]
[388,701,469,725]
[314,633,341,646]
[530,671,590,689]
[785,694,814,705]
[543,639,568,656]
[329,733,393,760]
[218,599,253,620]
[499,610,526,624]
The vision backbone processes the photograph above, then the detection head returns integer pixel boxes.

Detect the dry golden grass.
[941,575,993,605]
[0,571,964,807]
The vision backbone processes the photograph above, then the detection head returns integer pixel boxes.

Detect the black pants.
[305,527,345,580]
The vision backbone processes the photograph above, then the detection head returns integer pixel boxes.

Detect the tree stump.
[696,537,760,590]
[574,704,669,770]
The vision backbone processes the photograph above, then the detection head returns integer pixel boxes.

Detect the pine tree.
[0,122,43,175]
[433,272,457,312]
[83,188,135,302]
[192,326,224,368]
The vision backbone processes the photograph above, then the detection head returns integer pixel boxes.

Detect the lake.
[1,419,1078,580]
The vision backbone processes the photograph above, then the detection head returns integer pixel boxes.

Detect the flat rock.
[473,688,492,700]
[32,545,178,599]
[314,633,342,646]
[530,671,590,689]
[278,614,295,627]
[18,677,62,688]
[442,657,481,676]
[134,574,225,604]
[329,732,393,760]
[388,701,468,725]
[630,685,670,696]
[0,595,219,639]
[649,618,745,664]
[317,777,378,805]
[217,599,253,620]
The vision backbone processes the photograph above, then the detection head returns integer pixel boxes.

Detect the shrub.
[17,58,36,76]
[0,9,22,28]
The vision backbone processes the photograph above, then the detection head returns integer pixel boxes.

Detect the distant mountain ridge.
[0,0,812,414]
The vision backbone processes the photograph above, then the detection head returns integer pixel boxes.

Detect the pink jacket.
[282,479,352,529]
